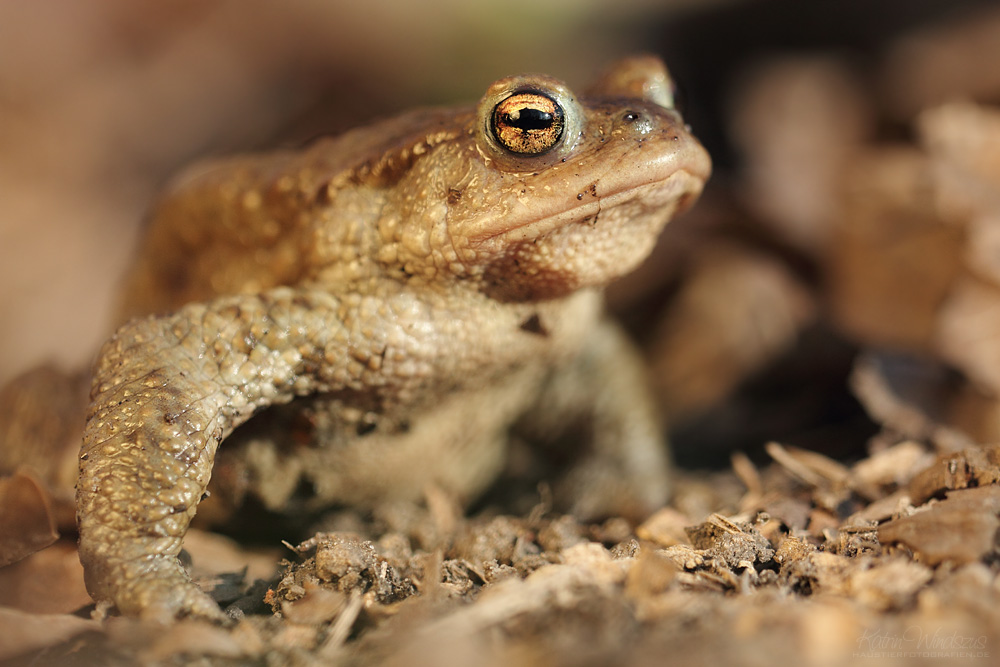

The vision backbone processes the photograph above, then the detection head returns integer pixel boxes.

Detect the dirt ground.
[3,1,1000,665]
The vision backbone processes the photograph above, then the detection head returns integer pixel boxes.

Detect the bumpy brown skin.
[76,55,711,621]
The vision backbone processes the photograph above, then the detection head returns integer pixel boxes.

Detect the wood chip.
[908,445,1000,504]
[636,507,692,548]
[765,442,849,488]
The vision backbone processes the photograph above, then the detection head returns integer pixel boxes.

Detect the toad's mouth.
[467,167,706,250]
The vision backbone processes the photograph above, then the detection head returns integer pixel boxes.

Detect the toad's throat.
[467,168,702,249]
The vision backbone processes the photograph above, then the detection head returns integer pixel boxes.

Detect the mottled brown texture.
[75,56,711,620]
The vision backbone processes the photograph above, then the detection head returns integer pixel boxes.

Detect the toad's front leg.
[77,287,392,621]
[518,319,671,521]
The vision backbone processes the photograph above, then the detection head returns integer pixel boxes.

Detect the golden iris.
[491,91,565,155]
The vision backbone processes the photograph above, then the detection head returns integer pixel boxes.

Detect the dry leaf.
[651,244,815,418]
[878,487,1000,565]
[0,608,99,661]
[0,540,90,614]
[0,471,58,566]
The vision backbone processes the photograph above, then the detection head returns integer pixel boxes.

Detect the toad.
[75,55,711,621]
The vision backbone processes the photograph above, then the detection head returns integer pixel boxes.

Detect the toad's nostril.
[620,109,658,137]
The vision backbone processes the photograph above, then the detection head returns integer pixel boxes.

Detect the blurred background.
[3,0,1000,467]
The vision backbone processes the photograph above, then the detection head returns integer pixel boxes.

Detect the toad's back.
[118,107,470,319]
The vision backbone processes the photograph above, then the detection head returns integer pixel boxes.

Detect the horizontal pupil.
[508,108,553,131]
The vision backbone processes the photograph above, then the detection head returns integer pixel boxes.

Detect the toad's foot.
[87,554,228,623]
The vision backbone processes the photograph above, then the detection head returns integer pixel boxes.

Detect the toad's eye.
[490,91,565,155]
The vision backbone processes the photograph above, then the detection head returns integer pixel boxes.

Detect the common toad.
[75,55,711,620]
